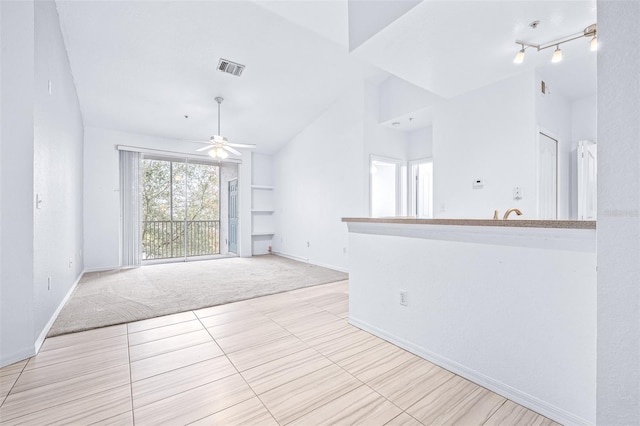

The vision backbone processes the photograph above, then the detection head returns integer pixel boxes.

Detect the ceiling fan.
[194,97,255,159]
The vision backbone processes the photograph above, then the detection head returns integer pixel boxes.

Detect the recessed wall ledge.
[342,217,596,230]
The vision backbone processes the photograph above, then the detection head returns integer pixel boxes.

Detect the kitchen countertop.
[342,217,596,230]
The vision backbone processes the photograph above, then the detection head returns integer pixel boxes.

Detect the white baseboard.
[274,252,348,274]
[83,265,119,273]
[273,251,308,262]
[34,269,85,353]
[349,316,592,426]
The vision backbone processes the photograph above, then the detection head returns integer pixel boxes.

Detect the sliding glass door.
[141,156,220,261]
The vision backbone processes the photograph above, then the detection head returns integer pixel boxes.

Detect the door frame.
[536,128,559,220]
[228,178,238,254]
[140,154,223,263]
[577,140,597,220]
[408,158,434,218]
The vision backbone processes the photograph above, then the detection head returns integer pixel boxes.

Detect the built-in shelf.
[252,183,275,255]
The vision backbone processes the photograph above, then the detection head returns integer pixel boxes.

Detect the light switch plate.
[514,187,523,200]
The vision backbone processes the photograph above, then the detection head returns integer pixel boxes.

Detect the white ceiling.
[55,0,597,152]
[55,0,383,154]
[351,0,597,100]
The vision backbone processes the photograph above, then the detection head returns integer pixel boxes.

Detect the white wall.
[432,72,537,219]
[364,82,409,163]
[252,153,274,186]
[572,94,597,143]
[237,148,252,258]
[348,223,596,424]
[83,127,119,270]
[83,127,252,269]
[273,84,366,271]
[597,1,640,424]
[407,126,433,160]
[0,0,36,366]
[378,75,440,123]
[273,81,409,270]
[535,72,572,219]
[32,0,85,339]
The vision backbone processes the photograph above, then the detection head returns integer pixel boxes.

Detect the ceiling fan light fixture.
[193,96,256,157]
[211,135,228,144]
[208,146,229,159]
[217,147,229,159]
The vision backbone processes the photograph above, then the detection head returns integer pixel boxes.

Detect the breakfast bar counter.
[342,217,596,229]
[343,216,596,425]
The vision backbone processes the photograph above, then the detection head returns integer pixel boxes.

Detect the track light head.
[551,45,563,63]
[514,46,525,64]
[590,35,598,51]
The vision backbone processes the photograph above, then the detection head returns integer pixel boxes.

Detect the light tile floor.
[0,280,559,425]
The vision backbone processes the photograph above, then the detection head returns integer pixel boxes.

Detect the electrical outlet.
[307,241,310,247]
[399,291,408,306]
[68,258,73,268]
[47,277,51,291]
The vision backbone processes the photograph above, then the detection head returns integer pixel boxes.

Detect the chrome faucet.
[503,208,523,220]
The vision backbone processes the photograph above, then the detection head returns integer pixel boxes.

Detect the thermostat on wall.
[473,179,484,189]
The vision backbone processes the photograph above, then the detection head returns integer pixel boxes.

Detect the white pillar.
[238,151,252,257]
[597,1,640,423]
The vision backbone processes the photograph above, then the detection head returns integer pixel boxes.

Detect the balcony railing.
[142,220,220,260]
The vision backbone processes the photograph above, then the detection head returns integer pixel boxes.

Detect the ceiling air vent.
[217,58,245,77]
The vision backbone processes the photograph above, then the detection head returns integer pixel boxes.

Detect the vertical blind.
[120,150,142,267]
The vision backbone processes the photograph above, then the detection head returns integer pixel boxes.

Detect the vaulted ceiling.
[55,0,597,154]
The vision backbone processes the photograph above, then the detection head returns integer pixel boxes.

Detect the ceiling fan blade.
[184,139,213,144]
[196,146,213,152]
[223,145,242,155]
[227,142,256,149]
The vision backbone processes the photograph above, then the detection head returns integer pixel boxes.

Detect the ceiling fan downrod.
[215,96,224,135]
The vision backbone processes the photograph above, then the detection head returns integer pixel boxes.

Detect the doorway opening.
[370,156,403,217]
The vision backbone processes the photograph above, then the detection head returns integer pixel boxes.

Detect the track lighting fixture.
[513,23,596,64]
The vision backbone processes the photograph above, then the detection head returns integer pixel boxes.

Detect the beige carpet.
[48,255,348,337]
